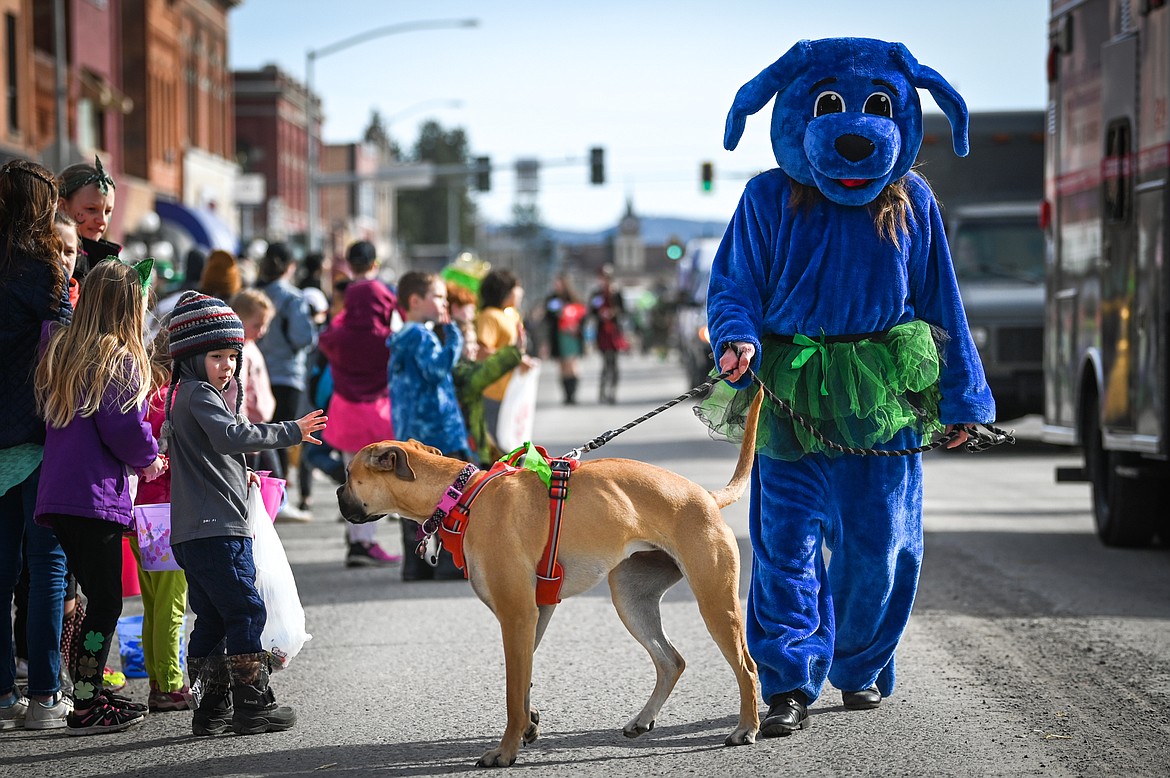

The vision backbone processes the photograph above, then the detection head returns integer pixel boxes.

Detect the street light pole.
[304,18,478,253]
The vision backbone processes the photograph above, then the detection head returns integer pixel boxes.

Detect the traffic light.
[666,236,685,261]
[590,146,605,185]
[474,156,491,192]
[700,161,714,193]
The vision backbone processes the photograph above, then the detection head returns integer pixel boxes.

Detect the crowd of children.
[0,153,553,738]
[0,154,641,746]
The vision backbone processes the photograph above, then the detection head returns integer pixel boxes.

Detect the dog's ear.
[406,438,443,457]
[724,40,809,151]
[891,42,969,157]
[369,445,416,481]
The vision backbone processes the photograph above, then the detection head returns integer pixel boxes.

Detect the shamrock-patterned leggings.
[49,515,125,709]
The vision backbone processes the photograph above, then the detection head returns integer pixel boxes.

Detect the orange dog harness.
[426,447,578,606]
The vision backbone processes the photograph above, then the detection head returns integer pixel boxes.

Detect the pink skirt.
[323,392,393,454]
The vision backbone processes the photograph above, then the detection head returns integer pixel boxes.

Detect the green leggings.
[131,544,188,692]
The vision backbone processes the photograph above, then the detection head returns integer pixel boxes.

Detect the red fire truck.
[1044,0,1170,546]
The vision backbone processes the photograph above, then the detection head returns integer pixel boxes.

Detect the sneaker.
[345,541,401,567]
[66,698,144,736]
[0,691,28,731]
[148,685,192,712]
[274,504,312,523]
[101,689,147,713]
[103,667,127,691]
[24,691,72,730]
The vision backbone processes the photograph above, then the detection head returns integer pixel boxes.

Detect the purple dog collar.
[421,462,480,534]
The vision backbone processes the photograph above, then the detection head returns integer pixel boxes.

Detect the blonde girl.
[34,259,166,735]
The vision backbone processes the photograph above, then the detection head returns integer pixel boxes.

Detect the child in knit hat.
[161,291,326,736]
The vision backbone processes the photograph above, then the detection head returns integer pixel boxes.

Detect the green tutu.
[695,320,945,460]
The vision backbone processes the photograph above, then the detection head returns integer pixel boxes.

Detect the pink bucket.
[133,503,181,572]
[255,472,286,521]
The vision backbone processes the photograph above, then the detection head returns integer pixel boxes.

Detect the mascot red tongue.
[698,37,995,735]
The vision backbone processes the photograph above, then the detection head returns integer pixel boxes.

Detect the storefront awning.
[155,200,238,254]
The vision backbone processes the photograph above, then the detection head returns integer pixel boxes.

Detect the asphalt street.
[3,352,1168,777]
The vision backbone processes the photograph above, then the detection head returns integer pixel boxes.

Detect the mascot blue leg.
[747,428,924,704]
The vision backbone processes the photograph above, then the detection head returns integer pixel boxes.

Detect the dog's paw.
[476,747,518,768]
[522,709,540,744]
[725,726,757,746]
[622,717,654,738]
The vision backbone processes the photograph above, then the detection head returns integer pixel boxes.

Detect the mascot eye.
[863,92,893,118]
[814,91,845,116]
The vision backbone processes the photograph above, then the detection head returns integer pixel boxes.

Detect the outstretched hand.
[719,342,756,382]
[296,409,328,445]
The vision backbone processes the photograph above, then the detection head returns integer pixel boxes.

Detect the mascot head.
[725,37,968,207]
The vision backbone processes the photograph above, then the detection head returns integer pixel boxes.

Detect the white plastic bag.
[496,363,541,452]
[248,485,311,670]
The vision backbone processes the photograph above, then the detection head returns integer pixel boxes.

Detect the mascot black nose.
[835,134,875,162]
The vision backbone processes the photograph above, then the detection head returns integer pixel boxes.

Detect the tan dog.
[338,392,763,767]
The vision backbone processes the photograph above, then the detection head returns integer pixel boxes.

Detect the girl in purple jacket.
[34,259,167,735]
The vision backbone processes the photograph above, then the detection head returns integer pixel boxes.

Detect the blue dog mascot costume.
[702,38,995,733]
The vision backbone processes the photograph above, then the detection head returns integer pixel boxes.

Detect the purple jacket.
[35,379,158,529]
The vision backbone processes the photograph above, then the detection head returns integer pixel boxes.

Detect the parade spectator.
[389,272,468,581]
[34,259,166,735]
[449,285,523,467]
[133,328,191,713]
[589,265,629,404]
[229,290,280,476]
[255,242,317,522]
[160,291,326,736]
[56,156,121,278]
[301,279,348,490]
[318,241,399,567]
[198,249,242,302]
[541,275,585,405]
[0,159,73,732]
[475,270,536,443]
[54,213,80,309]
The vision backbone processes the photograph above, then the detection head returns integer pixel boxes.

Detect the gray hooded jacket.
[167,358,300,546]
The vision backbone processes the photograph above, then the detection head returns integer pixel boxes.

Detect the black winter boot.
[563,376,579,405]
[227,652,296,734]
[188,655,233,736]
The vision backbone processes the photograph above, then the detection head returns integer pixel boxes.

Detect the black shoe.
[760,690,809,737]
[842,685,881,710]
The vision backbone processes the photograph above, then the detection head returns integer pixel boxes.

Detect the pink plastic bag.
[254,471,286,522]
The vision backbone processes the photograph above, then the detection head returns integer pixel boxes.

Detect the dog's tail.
[709,389,764,510]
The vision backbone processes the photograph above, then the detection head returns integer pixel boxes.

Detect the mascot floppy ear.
[724,42,808,151]
[892,44,969,158]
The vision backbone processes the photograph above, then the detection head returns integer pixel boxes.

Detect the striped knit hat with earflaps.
[158,291,247,452]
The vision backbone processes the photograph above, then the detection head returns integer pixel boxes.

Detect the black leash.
[742,365,1015,456]
[560,371,730,459]
[562,368,1015,460]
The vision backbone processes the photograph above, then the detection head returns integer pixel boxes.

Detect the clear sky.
[229,1,1050,232]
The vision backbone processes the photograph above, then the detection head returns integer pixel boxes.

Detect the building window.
[6,13,18,134]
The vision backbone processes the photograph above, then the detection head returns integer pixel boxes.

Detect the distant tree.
[397,120,477,249]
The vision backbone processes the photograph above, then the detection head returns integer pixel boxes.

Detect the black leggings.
[270,385,305,478]
[50,515,124,707]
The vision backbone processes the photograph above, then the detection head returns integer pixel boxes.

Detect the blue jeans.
[0,466,67,697]
[173,537,265,658]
